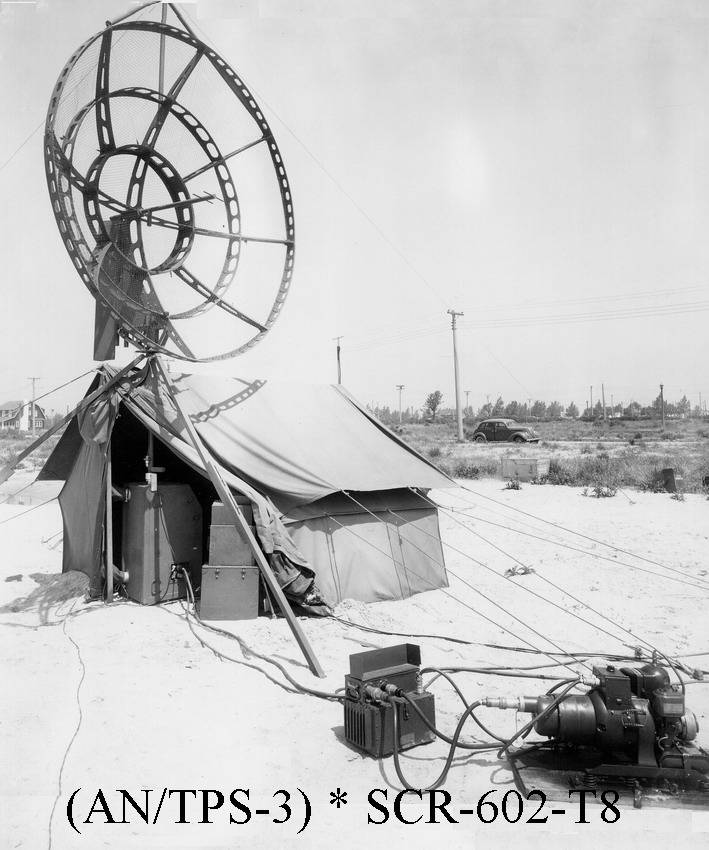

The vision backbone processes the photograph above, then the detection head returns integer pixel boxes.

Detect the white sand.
[1,479,707,849]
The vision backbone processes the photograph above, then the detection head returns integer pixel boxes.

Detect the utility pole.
[333,336,343,385]
[27,376,40,435]
[590,385,593,418]
[601,383,607,424]
[447,309,464,442]
[396,384,405,424]
[465,390,470,416]
[611,393,614,417]
[660,383,665,431]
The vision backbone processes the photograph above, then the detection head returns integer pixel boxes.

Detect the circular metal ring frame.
[44,19,295,362]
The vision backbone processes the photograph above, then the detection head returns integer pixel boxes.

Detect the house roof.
[0,400,46,419]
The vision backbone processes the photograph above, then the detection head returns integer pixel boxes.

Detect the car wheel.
[474,435,486,442]
[512,435,524,443]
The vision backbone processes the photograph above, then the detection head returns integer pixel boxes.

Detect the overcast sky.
[0,0,707,416]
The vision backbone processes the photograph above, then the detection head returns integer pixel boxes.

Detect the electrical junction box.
[122,483,202,605]
[501,457,550,482]
[344,644,436,757]
[199,565,260,621]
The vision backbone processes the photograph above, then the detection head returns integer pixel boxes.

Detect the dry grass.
[398,419,709,492]
[0,431,61,472]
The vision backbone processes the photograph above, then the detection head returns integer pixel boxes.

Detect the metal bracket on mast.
[152,357,325,678]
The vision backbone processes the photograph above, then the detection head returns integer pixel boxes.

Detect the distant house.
[0,400,46,431]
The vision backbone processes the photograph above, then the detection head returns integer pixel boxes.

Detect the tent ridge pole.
[152,357,325,679]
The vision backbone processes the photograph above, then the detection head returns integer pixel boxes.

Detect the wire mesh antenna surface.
[45,2,295,362]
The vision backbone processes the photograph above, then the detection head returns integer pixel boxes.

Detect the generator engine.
[343,644,436,757]
[504,664,709,781]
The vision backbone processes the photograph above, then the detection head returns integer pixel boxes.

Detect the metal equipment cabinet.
[199,499,260,620]
[122,483,202,604]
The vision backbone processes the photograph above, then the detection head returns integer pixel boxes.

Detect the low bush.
[451,460,480,479]
[583,484,617,498]
[428,446,442,459]
[546,458,575,485]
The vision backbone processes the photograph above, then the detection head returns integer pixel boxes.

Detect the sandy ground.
[1,478,708,849]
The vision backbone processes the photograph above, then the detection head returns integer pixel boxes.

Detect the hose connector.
[481,695,538,713]
[363,683,402,703]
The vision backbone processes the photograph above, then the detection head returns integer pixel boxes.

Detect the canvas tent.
[39,362,451,605]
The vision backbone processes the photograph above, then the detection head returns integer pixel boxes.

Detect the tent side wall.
[57,438,107,590]
[285,505,448,604]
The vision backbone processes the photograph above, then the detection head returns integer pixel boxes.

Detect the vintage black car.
[470,418,539,443]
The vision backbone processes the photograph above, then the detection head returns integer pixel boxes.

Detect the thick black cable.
[179,569,342,702]
[329,614,648,661]
[421,668,507,743]
[390,697,494,791]
[429,667,572,681]
[496,679,580,760]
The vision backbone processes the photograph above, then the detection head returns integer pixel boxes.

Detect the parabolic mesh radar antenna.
[44,2,295,362]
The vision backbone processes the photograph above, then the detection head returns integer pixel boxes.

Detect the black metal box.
[344,644,436,757]
[344,693,436,757]
[122,483,202,605]
[199,565,260,621]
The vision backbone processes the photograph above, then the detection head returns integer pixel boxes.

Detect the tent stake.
[153,358,325,678]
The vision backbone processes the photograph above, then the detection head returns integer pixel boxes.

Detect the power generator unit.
[520,664,708,781]
[498,663,709,803]
[344,644,435,757]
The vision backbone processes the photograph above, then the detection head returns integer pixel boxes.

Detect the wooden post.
[105,442,113,603]
[153,358,325,678]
